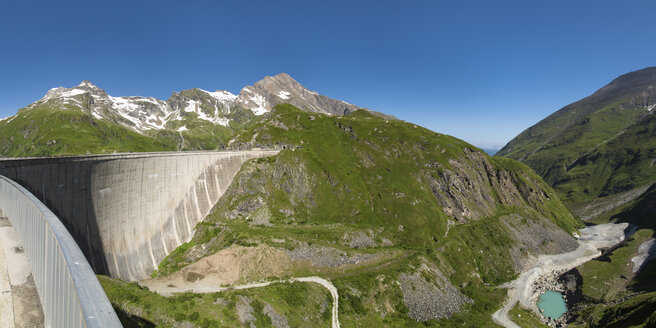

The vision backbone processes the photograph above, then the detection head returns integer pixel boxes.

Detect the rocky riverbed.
[492,223,631,328]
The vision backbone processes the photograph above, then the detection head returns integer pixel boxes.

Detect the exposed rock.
[286,242,378,267]
[262,302,290,328]
[399,263,472,321]
[343,230,377,248]
[236,73,362,116]
[235,296,256,328]
[248,206,272,226]
[425,148,552,223]
[502,214,579,271]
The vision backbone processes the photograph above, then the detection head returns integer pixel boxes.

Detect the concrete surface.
[0,218,14,328]
[0,150,279,281]
[0,217,44,328]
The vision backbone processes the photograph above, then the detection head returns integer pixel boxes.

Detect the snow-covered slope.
[32,81,239,132]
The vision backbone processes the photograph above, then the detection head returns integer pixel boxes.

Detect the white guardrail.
[0,175,121,327]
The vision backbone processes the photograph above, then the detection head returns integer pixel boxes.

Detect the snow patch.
[78,81,96,88]
[277,91,291,100]
[183,100,230,126]
[246,91,269,115]
[177,125,188,132]
[108,96,170,130]
[200,89,237,103]
[631,238,656,273]
[60,89,88,98]
[647,104,655,111]
[0,115,16,123]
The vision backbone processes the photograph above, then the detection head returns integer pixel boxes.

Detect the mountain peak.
[233,72,361,116]
[595,66,656,96]
[78,80,97,88]
[255,72,302,89]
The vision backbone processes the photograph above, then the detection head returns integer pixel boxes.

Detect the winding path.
[492,223,630,328]
[148,276,340,328]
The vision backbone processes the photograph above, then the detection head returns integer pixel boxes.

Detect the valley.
[0,69,654,328]
[3,2,656,327]
[497,67,656,327]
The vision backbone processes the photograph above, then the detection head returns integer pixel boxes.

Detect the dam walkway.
[0,215,44,327]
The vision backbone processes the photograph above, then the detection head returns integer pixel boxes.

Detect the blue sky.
[1,1,655,149]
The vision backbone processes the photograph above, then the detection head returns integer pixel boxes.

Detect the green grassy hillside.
[0,105,175,156]
[139,104,582,327]
[497,67,656,205]
[554,113,656,204]
[0,103,255,157]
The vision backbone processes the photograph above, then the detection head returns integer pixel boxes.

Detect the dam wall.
[0,150,279,281]
[0,175,121,327]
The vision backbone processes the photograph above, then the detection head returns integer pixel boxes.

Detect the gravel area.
[263,301,290,328]
[342,230,377,248]
[399,264,472,321]
[235,296,256,328]
[285,242,377,267]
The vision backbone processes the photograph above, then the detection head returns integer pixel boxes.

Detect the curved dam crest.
[0,150,279,281]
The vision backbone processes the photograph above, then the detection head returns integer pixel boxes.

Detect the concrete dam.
[0,150,279,281]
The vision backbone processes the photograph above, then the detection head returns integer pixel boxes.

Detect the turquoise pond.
[537,291,567,319]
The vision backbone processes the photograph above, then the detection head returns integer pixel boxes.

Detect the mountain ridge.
[19,73,365,133]
[0,73,380,157]
[497,66,656,204]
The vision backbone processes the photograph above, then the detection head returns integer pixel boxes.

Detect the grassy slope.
[576,229,654,302]
[0,105,175,156]
[572,255,656,328]
[497,67,656,205]
[509,303,549,328]
[504,101,644,187]
[152,113,235,151]
[566,183,656,327]
[554,112,656,204]
[0,102,258,156]
[99,275,332,328]
[570,292,656,328]
[150,104,580,327]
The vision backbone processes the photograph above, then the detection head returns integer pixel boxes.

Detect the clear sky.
[1,1,655,149]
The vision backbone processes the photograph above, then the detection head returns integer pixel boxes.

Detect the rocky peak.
[254,73,301,91]
[236,73,361,116]
[77,80,103,91]
[590,67,656,107]
[39,80,108,102]
[25,73,373,135]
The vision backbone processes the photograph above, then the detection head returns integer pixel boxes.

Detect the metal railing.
[0,175,121,328]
